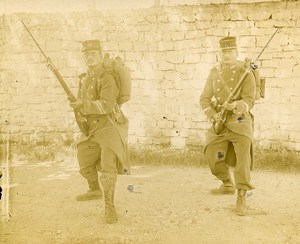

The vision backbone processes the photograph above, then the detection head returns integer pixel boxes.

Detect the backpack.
[102,53,131,105]
[244,58,265,100]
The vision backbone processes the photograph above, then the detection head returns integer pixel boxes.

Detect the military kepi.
[219,36,237,50]
[81,40,101,52]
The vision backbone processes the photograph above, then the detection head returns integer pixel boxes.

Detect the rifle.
[20,20,89,136]
[213,28,280,134]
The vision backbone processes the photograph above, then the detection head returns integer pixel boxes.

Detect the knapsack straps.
[214,67,241,103]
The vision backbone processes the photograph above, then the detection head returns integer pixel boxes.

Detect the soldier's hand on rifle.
[70,100,83,109]
[223,101,237,111]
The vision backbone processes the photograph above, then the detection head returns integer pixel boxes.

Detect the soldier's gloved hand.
[69,100,83,109]
[223,101,237,111]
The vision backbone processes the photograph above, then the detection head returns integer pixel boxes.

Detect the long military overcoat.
[76,66,130,175]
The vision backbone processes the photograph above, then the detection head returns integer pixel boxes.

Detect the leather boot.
[236,189,247,216]
[100,173,118,224]
[76,180,103,201]
[210,179,235,195]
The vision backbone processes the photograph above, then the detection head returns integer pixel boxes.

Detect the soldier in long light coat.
[200,36,256,216]
[70,40,129,224]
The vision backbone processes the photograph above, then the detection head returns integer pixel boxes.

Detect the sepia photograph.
[1,0,300,243]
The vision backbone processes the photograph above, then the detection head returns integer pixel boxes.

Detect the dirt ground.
[1,157,300,244]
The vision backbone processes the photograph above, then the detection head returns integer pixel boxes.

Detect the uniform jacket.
[77,65,130,175]
[200,61,256,169]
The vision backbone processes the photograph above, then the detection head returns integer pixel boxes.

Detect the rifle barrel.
[52,69,74,98]
[20,20,88,135]
[20,20,76,100]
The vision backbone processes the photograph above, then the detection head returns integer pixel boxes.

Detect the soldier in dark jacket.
[200,36,256,216]
[70,40,129,224]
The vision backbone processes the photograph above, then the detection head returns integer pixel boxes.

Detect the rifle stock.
[213,109,227,134]
[21,20,89,136]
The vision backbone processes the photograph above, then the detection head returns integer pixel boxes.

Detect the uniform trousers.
[205,129,254,190]
[77,137,118,183]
